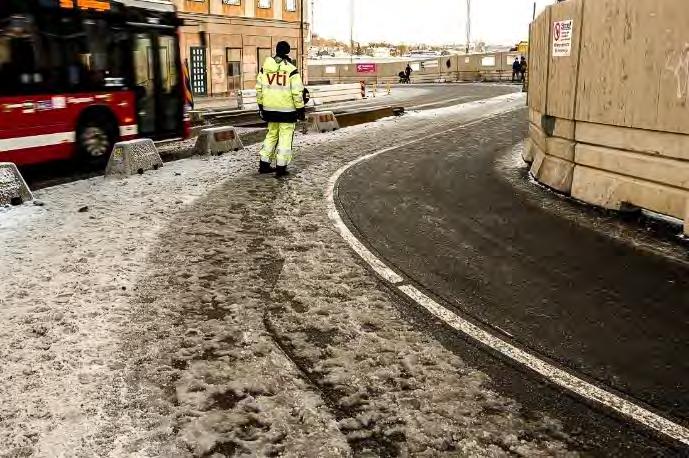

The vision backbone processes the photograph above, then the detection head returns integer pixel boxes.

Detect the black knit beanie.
[276,41,291,57]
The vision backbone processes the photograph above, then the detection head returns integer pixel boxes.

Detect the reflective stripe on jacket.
[256,56,305,123]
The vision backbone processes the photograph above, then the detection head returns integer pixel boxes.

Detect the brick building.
[172,0,310,96]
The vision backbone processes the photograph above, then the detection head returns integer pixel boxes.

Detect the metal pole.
[350,0,354,64]
[533,1,537,20]
[300,0,304,74]
[465,0,471,54]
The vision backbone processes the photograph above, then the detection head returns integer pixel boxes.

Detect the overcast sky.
[312,0,555,46]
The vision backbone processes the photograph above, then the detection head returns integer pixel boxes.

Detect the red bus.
[0,0,188,167]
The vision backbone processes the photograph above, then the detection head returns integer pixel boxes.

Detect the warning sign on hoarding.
[552,20,573,57]
[356,63,377,74]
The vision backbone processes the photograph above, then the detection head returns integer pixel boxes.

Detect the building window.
[285,0,297,12]
[222,0,240,5]
[257,47,272,70]
[258,0,271,8]
[226,47,242,92]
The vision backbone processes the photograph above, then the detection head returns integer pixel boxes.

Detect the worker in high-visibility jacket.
[256,41,306,177]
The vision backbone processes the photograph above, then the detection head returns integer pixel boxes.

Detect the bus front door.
[132,31,183,140]
[132,32,156,137]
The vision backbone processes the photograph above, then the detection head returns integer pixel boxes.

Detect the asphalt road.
[337,108,689,454]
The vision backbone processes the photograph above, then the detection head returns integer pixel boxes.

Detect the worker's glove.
[297,107,306,121]
[258,104,265,120]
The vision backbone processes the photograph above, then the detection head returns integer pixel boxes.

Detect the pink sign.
[356,63,377,74]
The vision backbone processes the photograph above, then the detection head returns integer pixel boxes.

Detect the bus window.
[0,16,44,95]
[59,17,128,92]
[0,13,129,95]
[79,19,128,89]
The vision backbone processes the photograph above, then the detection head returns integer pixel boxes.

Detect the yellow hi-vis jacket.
[256,56,305,123]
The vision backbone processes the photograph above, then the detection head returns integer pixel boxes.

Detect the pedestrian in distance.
[405,63,413,83]
[520,56,528,82]
[256,41,306,178]
[512,57,521,82]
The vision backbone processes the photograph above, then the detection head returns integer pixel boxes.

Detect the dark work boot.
[275,165,289,178]
[259,160,275,174]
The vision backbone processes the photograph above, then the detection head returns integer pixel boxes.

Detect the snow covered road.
[1,92,580,456]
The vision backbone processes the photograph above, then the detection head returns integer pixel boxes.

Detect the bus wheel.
[77,117,117,165]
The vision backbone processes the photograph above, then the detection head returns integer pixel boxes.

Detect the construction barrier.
[307,111,339,133]
[238,84,363,111]
[194,126,244,156]
[188,110,206,123]
[309,83,363,106]
[308,52,527,85]
[0,162,33,206]
[237,89,258,111]
[105,139,163,177]
[528,0,689,236]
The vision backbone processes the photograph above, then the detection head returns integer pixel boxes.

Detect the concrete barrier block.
[533,154,574,194]
[522,138,535,163]
[529,122,547,151]
[530,143,546,176]
[0,162,33,206]
[571,166,626,212]
[528,107,542,126]
[540,115,575,140]
[189,110,206,123]
[546,137,575,162]
[576,121,689,162]
[194,126,244,156]
[105,139,163,177]
[551,118,576,140]
[572,165,688,219]
[575,144,689,191]
[308,111,339,133]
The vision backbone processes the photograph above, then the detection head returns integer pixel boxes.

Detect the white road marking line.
[398,285,689,446]
[326,163,404,284]
[326,93,689,446]
[409,95,471,110]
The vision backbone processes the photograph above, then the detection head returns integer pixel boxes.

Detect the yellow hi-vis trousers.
[259,122,296,167]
